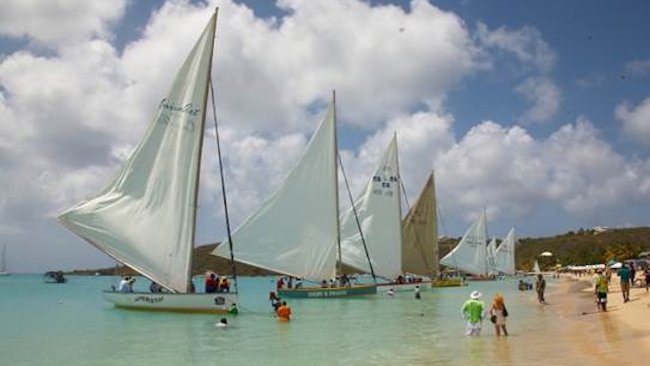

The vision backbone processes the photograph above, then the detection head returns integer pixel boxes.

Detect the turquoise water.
[0,275,558,366]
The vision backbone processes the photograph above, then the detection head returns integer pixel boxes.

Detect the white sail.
[533,259,541,274]
[401,173,438,277]
[58,14,217,293]
[212,101,339,282]
[0,245,7,274]
[340,135,402,279]
[494,227,516,275]
[487,237,497,273]
[440,211,487,276]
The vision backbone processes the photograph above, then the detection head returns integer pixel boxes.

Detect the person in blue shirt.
[618,264,631,303]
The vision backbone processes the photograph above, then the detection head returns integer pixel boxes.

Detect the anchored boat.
[58,9,238,313]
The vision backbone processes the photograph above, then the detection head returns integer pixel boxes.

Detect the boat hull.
[377,282,426,292]
[0,272,10,276]
[431,278,466,287]
[278,284,377,298]
[103,291,238,314]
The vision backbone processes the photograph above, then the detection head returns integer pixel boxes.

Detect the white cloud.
[615,97,650,144]
[515,77,560,123]
[433,117,650,222]
[624,59,650,76]
[476,22,556,73]
[0,0,127,46]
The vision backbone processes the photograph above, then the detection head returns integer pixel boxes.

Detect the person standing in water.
[489,294,508,336]
[535,274,546,304]
[277,301,292,322]
[462,290,485,336]
[414,285,421,300]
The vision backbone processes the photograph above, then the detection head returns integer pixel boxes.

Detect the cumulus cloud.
[434,117,650,222]
[515,76,561,123]
[0,0,127,46]
[615,97,650,144]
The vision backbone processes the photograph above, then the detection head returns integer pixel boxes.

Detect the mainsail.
[339,135,402,279]
[212,101,339,282]
[401,173,438,277]
[58,14,217,293]
[494,227,516,275]
[440,211,487,276]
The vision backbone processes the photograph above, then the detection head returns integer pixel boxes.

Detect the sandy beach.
[550,274,650,363]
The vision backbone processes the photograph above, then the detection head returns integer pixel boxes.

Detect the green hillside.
[71,227,650,276]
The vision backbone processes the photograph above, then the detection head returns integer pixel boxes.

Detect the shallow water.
[0,275,589,366]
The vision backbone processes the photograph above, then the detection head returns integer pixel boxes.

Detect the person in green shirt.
[462,290,486,336]
[594,269,609,312]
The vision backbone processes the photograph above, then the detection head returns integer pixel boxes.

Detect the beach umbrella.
[610,262,623,269]
[606,259,617,266]
[539,251,553,257]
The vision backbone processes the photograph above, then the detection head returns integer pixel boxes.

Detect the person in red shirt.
[204,273,216,293]
[277,301,291,321]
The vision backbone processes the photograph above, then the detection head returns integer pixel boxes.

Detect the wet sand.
[460,276,650,366]
[530,275,650,364]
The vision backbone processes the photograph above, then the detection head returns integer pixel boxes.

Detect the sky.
[0,0,649,272]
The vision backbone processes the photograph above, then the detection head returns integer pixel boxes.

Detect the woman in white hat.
[461,290,486,336]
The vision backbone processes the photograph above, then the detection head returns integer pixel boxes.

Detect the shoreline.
[552,274,650,361]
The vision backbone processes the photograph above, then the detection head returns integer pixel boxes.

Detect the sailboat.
[58,10,238,313]
[533,259,541,274]
[439,211,488,278]
[212,92,377,298]
[0,245,10,276]
[339,135,406,292]
[493,227,517,275]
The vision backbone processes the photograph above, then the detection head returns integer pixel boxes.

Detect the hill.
[71,227,650,276]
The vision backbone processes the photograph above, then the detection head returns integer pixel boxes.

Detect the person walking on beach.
[594,269,609,312]
[644,266,650,292]
[618,263,631,303]
[489,293,508,337]
[535,274,546,304]
[462,290,485,336]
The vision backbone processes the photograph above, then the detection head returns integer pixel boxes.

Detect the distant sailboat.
[439,211,488,277]
[212,92,377,298]
[0,245,10,276]
[58,9,239,313]
[494,227,517,275]
[487,237,497,274]
[533,259,541,274]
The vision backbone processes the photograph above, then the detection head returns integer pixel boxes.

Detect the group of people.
[269,291,291,321]
[276,276,303,290]
[118,276,136,292]
[592,262,650,312]
[461,290,509,337]
[204,273,230,293]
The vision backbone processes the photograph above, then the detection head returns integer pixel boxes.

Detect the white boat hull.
[103,291,238,314]
[0,272,10,276]
[377,282,426,292]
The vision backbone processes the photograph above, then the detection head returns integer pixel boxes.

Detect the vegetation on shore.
[70,227,650,276]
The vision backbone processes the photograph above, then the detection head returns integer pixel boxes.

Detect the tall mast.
[209,9,238,293]
[483,205,488,276]
[186,8,218,293]
[333,90,343,280]
[394,133,404,276]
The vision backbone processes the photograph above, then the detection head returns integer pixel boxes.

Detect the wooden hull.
[103,291,238,314]
[431,278,466,287]
[278,284,377,298]
[377,282,426,292]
